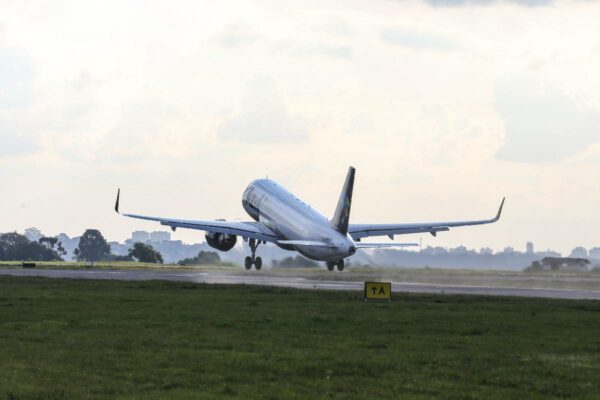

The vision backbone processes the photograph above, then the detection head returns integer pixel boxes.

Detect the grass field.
[1,276,599,399]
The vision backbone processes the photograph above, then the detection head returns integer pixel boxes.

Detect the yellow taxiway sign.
[364,282,392,301]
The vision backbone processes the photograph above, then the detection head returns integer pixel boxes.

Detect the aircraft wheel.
[244,256,253,270]
[337,260,345,272]
[254,257,262,270]
[326,261,335,271]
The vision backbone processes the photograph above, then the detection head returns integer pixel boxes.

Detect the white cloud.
[565,142,600,165]
[423,0,552,6]
[495,78,600,163]
[309,16,353,38]
[297,44,353,60]
[380,27,458,51]
[0,48,33,107]
[0,124,38,157]
[218,78,308,143]
[218,23,259,48]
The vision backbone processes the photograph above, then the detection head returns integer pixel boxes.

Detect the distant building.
[56,233,81,260]
[24,227,43,242]
[109,241,129,256]
[150,231,171,243]
[526,257,590,272]
[131,231,150,243]
[570,247,588,258]
[536,249,562,258]
[526,242,534,254]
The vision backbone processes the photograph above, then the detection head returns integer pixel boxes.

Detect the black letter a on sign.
[378,287,385,295]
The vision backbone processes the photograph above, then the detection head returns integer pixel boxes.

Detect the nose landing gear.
[245,238,263,270]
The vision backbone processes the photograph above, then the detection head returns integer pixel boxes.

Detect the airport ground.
[2,260,600,297]
[1,275,600,399]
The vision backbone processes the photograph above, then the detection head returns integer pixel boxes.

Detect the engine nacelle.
[205,232,237,252]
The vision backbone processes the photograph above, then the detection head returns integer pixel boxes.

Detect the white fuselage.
[242,179,356,261]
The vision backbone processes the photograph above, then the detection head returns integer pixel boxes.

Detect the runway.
[2,268,600,300]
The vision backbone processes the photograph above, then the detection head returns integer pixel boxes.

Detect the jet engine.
[205,232,237,252]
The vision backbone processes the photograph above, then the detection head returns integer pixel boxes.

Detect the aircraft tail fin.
[330,166,355,235]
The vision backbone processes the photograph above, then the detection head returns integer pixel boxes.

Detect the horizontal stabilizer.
[277,240,337,248]
[355,243,419,249]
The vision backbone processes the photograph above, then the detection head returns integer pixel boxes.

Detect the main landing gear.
[244,238,263,270]
[326,259,345,272]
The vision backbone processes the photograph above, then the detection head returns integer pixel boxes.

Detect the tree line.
[0,229,164,264]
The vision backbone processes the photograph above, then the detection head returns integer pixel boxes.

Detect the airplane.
[114,166,504,271]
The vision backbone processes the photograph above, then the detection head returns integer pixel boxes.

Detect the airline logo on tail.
[341,196,351,223]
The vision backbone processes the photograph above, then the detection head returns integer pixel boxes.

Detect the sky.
[0,0,599,254]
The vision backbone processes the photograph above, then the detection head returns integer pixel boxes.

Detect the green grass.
[1,276,600,399]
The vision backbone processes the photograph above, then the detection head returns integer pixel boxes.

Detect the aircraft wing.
[114,190,280,243]
[348,198,505,240]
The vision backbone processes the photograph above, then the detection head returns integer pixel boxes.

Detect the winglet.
[115,189,121,214]
[494,197,505,221]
